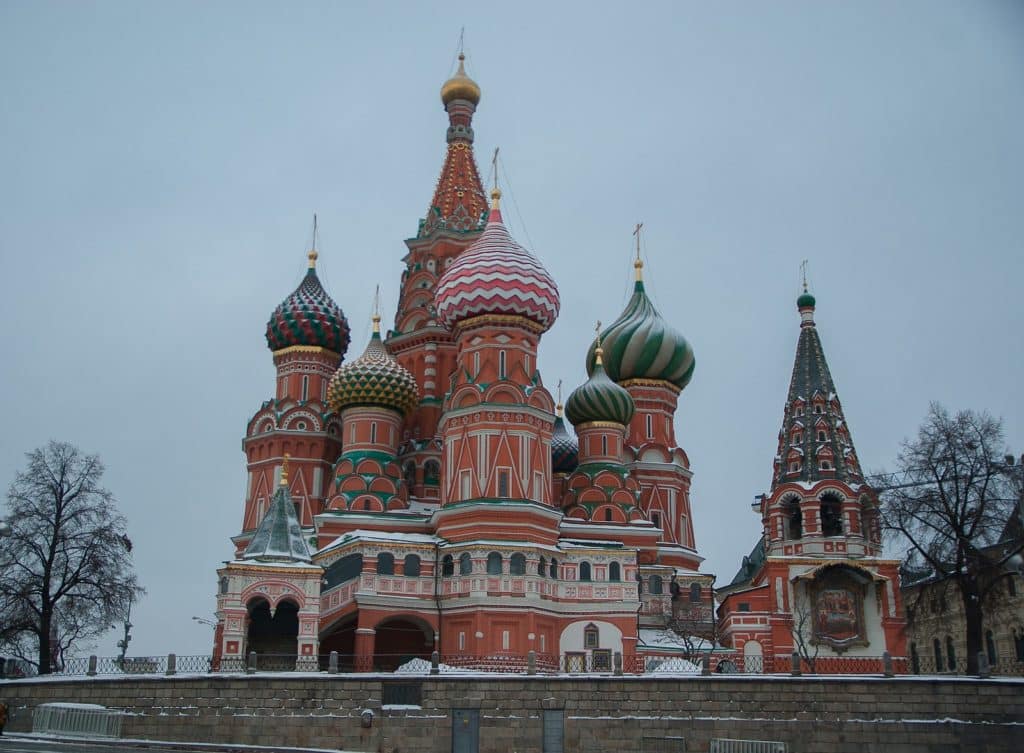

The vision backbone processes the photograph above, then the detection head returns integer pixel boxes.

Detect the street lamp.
[191,616,217,627]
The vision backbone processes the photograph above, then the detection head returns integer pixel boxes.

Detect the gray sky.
[1,0,1021,658]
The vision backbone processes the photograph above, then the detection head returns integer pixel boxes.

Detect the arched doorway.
[373,616,434,671]
[246,597,299,668]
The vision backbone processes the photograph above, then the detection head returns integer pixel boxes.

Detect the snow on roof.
[316,529,440,555]
[226,559,321,570]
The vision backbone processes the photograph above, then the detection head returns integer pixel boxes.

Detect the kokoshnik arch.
[212,54,904,672]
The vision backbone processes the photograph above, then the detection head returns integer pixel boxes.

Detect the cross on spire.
[490,147,502,208]
[801,259,809,292]
[372,285,381,332]
[308,214,319,269]
[633,223,644,280]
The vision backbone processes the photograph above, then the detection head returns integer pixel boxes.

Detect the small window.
[609,562,621,581]
[792,432,803,444]
[301,375,309,402]
[649,575,663,594]
[986,630,997,665]
[814,404,823,414]
[933,638,944,671]
[510,553,526,575]
[738,602,751,612]
[538,556,547,576]
[370,422,377,444]
[601,435,608,456]
[817,430,827,442]
[497,469,510,498]
[690,583,702,603]
[651,511,661,529]
[487,552,503,575]
[363,499,372,511]
[473,351,481,377]
[458,631,465,650]
[604,508,613,522]
[404,554,421,577]
[460,470,472,499]
[499,350,507,379]
[442,555,454,576]
[789,462,800,473]
[377,552,395,575]
[820,460,833,471]
[502,630,510,650]
[459,552,472,575]
[584,624,599,649]
[579,562,592,581]
[646,414,653,439]
[219,576,229,595]
[550,558,558,579]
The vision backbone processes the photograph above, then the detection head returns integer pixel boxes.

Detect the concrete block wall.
[1,675,1021,753]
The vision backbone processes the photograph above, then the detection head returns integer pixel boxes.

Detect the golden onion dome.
[441,53,481,107]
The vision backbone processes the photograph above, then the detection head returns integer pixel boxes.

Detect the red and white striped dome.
[434,198,560,332]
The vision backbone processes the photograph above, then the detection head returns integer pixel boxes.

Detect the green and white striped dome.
[566,349,635,427]
[586,278,695,390]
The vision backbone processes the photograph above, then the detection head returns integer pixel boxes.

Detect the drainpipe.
[434,541,443,653]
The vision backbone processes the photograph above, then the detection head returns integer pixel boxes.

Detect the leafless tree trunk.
[0,441,142,673]
[791,585,820,673]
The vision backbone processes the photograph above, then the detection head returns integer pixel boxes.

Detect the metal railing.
[32,703,123,738]
[38,650,1024,678]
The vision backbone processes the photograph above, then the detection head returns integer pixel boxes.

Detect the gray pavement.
[0,736,344,753]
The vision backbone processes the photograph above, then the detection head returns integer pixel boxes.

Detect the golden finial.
[594,320,604,365]
[372,285,381,333]
[490,147,502,209]
[633,222,644,281]
[556,379,563,416]
[280,453,290,486]
[308,214,319,269]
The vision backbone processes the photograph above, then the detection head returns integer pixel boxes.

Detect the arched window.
[510,553,526,575]
[604,507,613,522]
[579,562,592,581]
[442,554,454,577]
[324,553,363,589]
[820,493,843,537]
[424,460,440,487]
[584,623,600,649]
[459,552,472,575]
[550,558,558,579]
[946,636,956,670]
[933,638,944,671]
[690,583,702,603]
[538,556,547,576]
[403,461,417,488]
[910,642,920,674]
[609,562,621,582]
[487,552,503,575]
[404,554,421,577]
[370,422,378,444]
[649,575,664,595]
[986,630,997,665]
[376,552,395,575]
[784,498,803,540]
[219,576,229,595]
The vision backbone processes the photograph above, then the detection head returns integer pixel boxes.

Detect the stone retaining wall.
[2,675,1021,752]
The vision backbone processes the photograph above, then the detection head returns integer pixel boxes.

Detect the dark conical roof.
[242,483,312,563]
[551,412,579,474]
[772,292,864,489]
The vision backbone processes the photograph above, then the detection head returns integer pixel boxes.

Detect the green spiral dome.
[586,279,694,390]
[565,353,635,427]
[327,328,419,417]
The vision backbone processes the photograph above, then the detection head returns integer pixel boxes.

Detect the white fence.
[32,702,123,738]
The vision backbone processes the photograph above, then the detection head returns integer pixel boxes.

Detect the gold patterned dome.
[441,54,481,106]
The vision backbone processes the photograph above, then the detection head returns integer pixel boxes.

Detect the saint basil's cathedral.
[212,55,905,672]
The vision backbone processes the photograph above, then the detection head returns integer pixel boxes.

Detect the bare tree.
[0,441,142,673]
[790,585,820,674]
[882,404,1020,674]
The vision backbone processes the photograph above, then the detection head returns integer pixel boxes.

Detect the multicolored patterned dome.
[586,269,694,390]
[566,350,636,427]
[327,321,419,416]
[266,253,350,355]
[551,408,579,474]
[434,192,560,332]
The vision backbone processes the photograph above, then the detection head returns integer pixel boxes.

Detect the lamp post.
[191,616,217,627]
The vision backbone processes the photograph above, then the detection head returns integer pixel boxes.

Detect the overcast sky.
[1,1,1022,658]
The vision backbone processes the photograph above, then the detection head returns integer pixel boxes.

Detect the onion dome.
[327,315,419,416]
[566,346,635,426]
[586,257,694,390]
[551,404,579,473]
[441,53,481,106]
[434,188,560,332]
[266,250,350,355]
[797,290,816,309]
